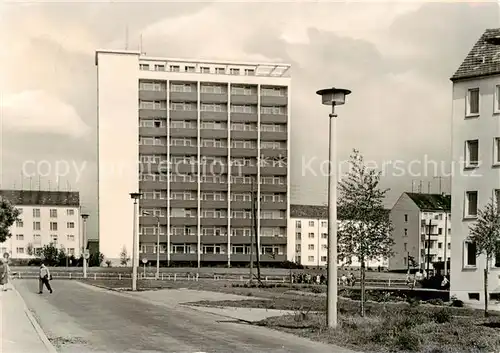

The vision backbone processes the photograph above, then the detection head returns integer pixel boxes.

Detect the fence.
[11,271,409,288]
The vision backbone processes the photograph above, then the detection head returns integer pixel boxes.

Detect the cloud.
[1,90,90,138]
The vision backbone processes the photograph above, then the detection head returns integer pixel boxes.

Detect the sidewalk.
[0,285,55,353]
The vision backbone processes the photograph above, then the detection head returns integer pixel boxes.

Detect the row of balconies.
[138,234,287,245]
[139,146,287,159]
[138,183,286,194]
[139,217,286,228]
[140,110,287,124]
[139,164,285,175]
[140,199,286,208]
[139,252,287,263]
[139,128,287,141]
[139,91,287,106]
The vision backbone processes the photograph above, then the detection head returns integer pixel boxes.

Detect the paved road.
[14,280,353,353]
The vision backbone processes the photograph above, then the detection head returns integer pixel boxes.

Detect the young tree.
[120,246,130,266]
[89,252,105,267]
[57,247,67,267]
[469,198,500,317]
[40,243,59,266]
[337,149,394,316]
[0,199,20,243]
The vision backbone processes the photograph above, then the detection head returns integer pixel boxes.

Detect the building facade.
[450,29,500,303]
[389,193,451,272]
[96,50,291,266]
[0,190,81,259]
[288,204,388,269]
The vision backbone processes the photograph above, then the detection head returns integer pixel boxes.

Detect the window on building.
[33,222,41,231]
[403,243,407,251]
[296,244,301,252]
[448,243,451,250]
[308,256,314,262]
[295,232,301,240]
[321,221,327,227]
[404,214,408,222]
[296,221,301,228]
[33,209,40,218]
[308,233,314,239]
[16,220,23,227]
[67,234,75,241]
[308,244,314,250]
[50,209,57,218]
[494,137,500,165]
[16,247,24,254]
[465,191,478,218]
[321,244,328,250]
[438,242,443,249]
[467,88,479,116]
[33,234,41,243]
[404,257,407,266]
[50,222,58,231]
[170,65,180,72]
[308,221,314,227]
[67,209,75,216]
[215,67,225,74]
[201,66,210,73]
[229,68,240,75]
[321,233,327,239]
[465,241,477,267]
[244,69,255,76]
[438,228,443,235]
[67,222,75,229]
[16,234,24,241]
[404,228,408,237]
[465,140,479,167]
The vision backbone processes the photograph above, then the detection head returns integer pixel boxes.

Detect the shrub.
[427,299,445,306]
[432,309,452,324]
[451,299,464,308]
[394,329,422,351]
[311,286,323,294]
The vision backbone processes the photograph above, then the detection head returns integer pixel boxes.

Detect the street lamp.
[142,211,160,280]
[130,192,142,291]
[316,87,351,329]
[81,213,89,279]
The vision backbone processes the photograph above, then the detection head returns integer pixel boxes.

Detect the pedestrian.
[0,258,8,291]
[38,263,53,294]
[341,274,347,286]
[350,273,356,287]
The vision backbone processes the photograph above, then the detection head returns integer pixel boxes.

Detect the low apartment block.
[389,192,451,272]
[0,190,81,259]
[288,204,388,269]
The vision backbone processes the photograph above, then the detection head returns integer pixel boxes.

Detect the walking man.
[38,263,53,294]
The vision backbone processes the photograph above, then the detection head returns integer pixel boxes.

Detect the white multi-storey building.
[0,190,81,259]
[287,204,388,269]
[450,29,500,303]
[95,49,291,266]
[389,193,451,272]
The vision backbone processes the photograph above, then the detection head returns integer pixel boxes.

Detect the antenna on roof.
[67,180,71,192]
[125,25,129,50]
[48,180,51,191]
[418,180,422,193]
[411,180,416,193]
[29,177,32,191]
[427,181,431,194]
[38,176,41,191]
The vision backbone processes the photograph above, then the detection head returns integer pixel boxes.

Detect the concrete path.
[0,284,56,353]
[14,279,355,353]
[187,306,297,322]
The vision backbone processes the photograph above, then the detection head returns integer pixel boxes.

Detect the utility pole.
[434,176,443,194]
[251,178,261,283]
[444,213,449,277]
[426,219,432,279]
[249,181,254,284]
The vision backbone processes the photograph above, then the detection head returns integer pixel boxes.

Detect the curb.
[11,284,58,353]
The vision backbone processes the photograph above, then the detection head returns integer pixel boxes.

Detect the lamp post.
[142,211,160,280]
[130,192,142,291]
[316,87,351,329]
[81,214,89,278]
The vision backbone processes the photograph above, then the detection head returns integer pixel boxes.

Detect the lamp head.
[130,192,142,200]
[316,87,351,106]
[81,213,89,220]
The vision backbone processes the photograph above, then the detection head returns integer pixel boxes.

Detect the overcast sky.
[0,1,498,238]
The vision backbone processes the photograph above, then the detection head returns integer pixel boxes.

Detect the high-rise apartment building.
[0,190,81,259]
[450,29,500,303]
[95,50,291,266]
